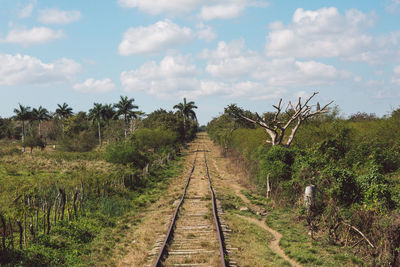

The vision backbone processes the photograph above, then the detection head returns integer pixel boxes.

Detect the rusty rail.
[204,145,228,267]
[152,145,228,267]
[153,146,198,267]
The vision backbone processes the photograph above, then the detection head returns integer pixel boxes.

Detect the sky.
[1,0,400,125]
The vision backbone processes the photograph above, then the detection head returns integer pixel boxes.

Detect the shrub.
[59,130,97,152]
[257,145,297,192]
[23,136,45,153]
[324,166,360,206]
[132,128,178,151]
[357,166,392,209]
[105,140,147,167]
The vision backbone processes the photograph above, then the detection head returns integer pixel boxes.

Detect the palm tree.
[32,106,51,136]
[88,103,104,147]
[101,104,116,144]
[56,103,73,133]
[114,96,139,138]
[13,104,32,143]
[173,97,198,137]
[55,103,73,119]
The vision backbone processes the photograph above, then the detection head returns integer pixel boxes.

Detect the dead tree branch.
[239,92,333,147]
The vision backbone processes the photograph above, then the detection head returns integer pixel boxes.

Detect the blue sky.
[1,0,400,125]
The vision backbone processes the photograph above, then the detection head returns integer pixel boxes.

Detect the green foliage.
[257,145,296,190]
[132,128,178,151]
[324,167,359,206]
[105,140,147,167]
[357,166,392,209]
[23,135,45,152]
[59,130,97,152]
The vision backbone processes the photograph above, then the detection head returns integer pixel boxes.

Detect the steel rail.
[203,145,228,267]
[153,146,198,267]
[152,145,228,267]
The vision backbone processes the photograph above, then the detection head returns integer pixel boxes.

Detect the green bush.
[257,145,296,189]
[105,140,147,167]
[23,136,45,153]
[324,167,360,206]
[357,166,392,209]
[132,128,178,151]
[59,130,97,152]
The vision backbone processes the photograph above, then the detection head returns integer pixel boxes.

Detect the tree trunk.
[22,121,25,143]
[98,121,102,147]
[22,121,25,152]
[38,121,41,137]
[124,117,128,138]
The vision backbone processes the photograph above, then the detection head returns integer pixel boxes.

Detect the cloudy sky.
[1,0,400,124]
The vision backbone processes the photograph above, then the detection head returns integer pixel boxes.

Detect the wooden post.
[304,185,315,213]
[266,174,271,199]
[0,214,6,249]
[17,220,23,249]
[9,218,14,249]
[46,202,51,234]
[305,185,316,239]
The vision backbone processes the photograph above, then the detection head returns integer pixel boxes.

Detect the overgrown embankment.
[207,109,400,266]
[0,109,197,266]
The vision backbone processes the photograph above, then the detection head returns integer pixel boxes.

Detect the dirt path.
[203,135,302,267]
[236,215,302,267]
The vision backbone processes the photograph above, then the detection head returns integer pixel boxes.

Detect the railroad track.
[146,143,230,267]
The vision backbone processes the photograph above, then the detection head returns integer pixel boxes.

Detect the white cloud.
[197,23,217,42]
[121,55,198,98]
[386,0,400,13]
[118,20,193,56]
[392,65,400,85]
[17,0,36,18]
[118,0,202,15]
[117,0,268,17]
[3,27,64,45]
[0,54,81,86]
[199,4,244,20]
[38,8,81,24]
[264,7,385,63]
[201,39,247,59]
[73,78,116,93]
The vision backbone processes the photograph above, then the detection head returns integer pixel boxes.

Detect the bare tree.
[239,92,333,147]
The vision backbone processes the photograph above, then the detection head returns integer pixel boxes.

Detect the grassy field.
[0,142,184,266]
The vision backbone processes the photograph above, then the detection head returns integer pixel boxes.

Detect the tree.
[114,96,139,138]
[173,98,197,138]
[55,103,73,119]
[88,103,104,147]
[237,92,333,147]
[13,104,32,143]
[32,106,51,137]
[56,103,73,134]
[101,104,116,144]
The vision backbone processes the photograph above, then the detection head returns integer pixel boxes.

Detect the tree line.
[3,96,198,152]
[0,96,198,265]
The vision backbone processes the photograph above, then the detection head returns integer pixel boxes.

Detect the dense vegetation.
[207,106,400,265]
[0,97,198,266]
